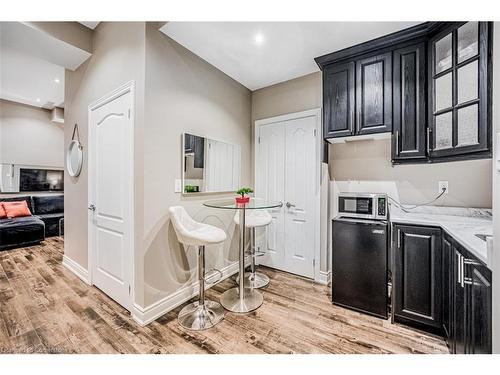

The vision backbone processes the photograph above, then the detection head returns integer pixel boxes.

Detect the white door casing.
[88,81,135,311]
[255,109,321,280]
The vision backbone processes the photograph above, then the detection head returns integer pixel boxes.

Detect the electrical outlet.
[438,181,449,194]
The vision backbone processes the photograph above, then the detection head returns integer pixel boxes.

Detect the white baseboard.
[62,255,91,285]
[132,261,240,326]
[316,270,331,285]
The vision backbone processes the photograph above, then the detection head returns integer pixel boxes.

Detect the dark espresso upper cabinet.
[356,52,392,135]
[392,43,427,161]
[184,133,205,168]
[323,62,355,138]
[428,22,491,160]
[316,21,492,164]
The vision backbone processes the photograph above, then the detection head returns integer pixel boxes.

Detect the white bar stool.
[169,206,227,330]
[234,210,272,289]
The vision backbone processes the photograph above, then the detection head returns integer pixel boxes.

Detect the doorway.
[88,81,135,310]
[254,109,321,279]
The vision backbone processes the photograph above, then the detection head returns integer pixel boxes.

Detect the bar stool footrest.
[204,268,223,285]
[244,250,266,257]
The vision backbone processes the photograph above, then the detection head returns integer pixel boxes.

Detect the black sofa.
[0,194,64,250]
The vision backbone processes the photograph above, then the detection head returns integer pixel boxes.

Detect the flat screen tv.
[19,168,64,192]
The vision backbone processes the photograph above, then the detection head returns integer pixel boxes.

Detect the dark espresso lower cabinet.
[393,225,442,332]
[447,236,492,354]
[393,226,492,353]
[441,237,453,338]
[468,263,492,353]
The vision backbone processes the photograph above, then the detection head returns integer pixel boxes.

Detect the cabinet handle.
[397,229,401,248]
[457,252,462,286]
[395,131,399,156]
[463,277,473,286]
[463,258,481,266]
[460,254,465,288]
[426,128,432,154]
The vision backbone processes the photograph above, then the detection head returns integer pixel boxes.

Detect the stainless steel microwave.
[338,192,388,220]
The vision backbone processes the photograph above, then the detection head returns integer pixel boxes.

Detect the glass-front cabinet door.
[429,22,490,159]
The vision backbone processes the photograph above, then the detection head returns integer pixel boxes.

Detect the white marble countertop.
[389,205,492,267]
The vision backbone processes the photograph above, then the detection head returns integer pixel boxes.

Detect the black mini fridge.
[332,217,388,318]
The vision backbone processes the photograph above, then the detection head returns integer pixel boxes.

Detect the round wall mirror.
[67,140,83,177]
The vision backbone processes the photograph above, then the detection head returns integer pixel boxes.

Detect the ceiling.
[1,22,91,71]
[0,22,92,109]
[0,47,65,109]
[160,22,421,90]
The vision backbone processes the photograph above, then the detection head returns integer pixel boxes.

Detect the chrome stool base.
[178,300,225,331]
[220,287,263,313]
[236,271,270,289]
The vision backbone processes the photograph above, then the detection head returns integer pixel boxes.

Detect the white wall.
[0,99,64,168]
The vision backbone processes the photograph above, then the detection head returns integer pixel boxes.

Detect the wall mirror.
[182,133,241,194]
[67,140,83,177]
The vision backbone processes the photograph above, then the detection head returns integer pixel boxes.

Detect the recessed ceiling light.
[254,32,265,46]
[54,78,60,84]
[36,98,41,103]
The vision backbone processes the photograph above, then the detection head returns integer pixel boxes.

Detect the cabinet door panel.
[356,52,392,135]
[442,237,452,339]
[393,225,442,330]
[393,43,427,161]
[453,247,466,354]
[323,62,355,138]
[469,264,492,354]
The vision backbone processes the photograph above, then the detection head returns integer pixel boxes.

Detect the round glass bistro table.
[203,198,282,313]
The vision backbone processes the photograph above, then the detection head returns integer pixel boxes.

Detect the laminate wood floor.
[0,238,449,354]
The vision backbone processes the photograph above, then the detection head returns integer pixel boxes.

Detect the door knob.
[88,204,96,211]
[286,202,295,208]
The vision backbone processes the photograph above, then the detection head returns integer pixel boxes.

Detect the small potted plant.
[235,187,253,204]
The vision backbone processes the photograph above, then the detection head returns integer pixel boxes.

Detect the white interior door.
[89,83,134,310]
[284,116,316,278]
[256,122,285,270]
[256,113,317,278]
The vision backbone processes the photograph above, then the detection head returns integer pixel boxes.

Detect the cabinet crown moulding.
[315,22,458,69]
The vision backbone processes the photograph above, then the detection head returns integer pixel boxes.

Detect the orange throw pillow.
[2,201,32,218]
[0,203,7,219]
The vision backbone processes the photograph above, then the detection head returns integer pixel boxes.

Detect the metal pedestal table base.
[236,272,270,289]
[220,287,263,313]
[178,300,225,330]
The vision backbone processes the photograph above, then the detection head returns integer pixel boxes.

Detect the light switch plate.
[174,179,182,193]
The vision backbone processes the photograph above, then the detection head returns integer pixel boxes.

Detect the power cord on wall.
[387,187,447,213]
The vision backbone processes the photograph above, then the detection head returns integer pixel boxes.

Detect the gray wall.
[63,22,146,279]
[141,23,252,307]
[63,22,252,311]
[330,139,492,208]
[252,71,492,209]
[0,99,64,167]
